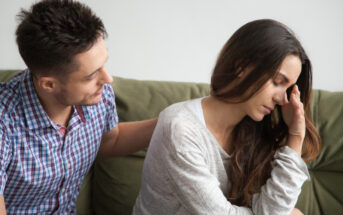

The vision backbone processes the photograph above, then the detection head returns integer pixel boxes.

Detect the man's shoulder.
[0,70,26,89]
[0,71,25,119]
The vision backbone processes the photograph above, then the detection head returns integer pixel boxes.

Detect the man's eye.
[86,72,98,80]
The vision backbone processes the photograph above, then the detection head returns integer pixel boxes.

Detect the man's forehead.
[72,39,108,76]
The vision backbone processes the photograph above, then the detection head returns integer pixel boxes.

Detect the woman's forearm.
[251,146,309,215]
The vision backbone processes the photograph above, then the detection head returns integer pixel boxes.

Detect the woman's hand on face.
[281,85,306,154]
[282,85,306,139]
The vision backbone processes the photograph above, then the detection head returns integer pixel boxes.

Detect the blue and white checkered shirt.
[0,70,118,214]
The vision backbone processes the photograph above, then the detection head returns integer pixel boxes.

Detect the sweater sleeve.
[251,146,310,215]
[163,120,253,215]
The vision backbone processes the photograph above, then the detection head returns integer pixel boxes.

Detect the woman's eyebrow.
[278,72,290,84]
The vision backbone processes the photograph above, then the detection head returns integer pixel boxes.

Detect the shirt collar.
[20,70,54,130]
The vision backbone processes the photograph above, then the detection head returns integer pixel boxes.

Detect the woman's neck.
[201,96,246,154]
[202,96,246,131]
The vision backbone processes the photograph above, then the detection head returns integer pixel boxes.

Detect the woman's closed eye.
[273,80,280,86]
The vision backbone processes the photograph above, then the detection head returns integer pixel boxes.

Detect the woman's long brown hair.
[210,19,321,206]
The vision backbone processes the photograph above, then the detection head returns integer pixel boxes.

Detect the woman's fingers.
[290,85,303,110]
[287,85,305,138]
[294,86,305,118]
[290,91,299,109]
[282,90,289,104]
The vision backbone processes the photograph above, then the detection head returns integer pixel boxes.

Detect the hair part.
[16,0,107,77]
[210,19,321,206]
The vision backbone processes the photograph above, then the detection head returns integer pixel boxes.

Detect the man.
[0,0,157,214]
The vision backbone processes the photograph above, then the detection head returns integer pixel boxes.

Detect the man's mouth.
[94,88,103,96]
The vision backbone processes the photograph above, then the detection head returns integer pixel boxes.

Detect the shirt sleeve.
[102,84,119,133]
[163,121,253,215]
[251,146,310,215]
[0,123,11,195]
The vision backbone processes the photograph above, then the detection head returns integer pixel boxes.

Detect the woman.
[133,19,321,215]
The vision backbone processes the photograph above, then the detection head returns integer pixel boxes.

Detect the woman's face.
[242,55,302,121]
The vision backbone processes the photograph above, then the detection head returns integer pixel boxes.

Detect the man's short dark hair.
[16,0,107,77]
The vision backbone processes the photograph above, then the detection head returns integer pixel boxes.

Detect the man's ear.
[36,76,59,93]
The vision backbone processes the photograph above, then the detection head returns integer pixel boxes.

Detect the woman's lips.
[263,105,274,114]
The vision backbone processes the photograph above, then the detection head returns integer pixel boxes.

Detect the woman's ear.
[237,64,254,79]
[237,71,244,78]
[236,67,244,78]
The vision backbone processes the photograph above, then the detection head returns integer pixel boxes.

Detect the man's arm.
[0,195,6,215]
[98,118,158,157]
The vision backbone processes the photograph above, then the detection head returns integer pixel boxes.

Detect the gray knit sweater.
[132,98,310,215]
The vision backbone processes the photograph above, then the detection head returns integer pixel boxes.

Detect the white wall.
[1,0,342,91]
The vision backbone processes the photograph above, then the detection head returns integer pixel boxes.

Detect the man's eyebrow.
[86,70,99,78]
[85,55,109,77]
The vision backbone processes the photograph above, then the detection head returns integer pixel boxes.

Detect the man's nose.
[100,68,113,84]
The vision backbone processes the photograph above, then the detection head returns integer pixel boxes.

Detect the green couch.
[1,70,342,215]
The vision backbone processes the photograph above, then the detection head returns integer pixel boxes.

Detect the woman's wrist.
[287,134,304,156]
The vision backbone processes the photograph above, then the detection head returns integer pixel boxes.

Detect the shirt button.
[67,163,71,169]
[62,188,65,193]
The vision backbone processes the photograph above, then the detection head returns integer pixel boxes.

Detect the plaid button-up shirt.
[0,70,118,214]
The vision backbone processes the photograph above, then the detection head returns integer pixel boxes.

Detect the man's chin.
[81,102,98,106]
[77,98,101,106]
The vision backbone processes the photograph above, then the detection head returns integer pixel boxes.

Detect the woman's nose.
[274,91,288,105]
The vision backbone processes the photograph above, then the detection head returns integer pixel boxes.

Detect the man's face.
[54,37,113,106]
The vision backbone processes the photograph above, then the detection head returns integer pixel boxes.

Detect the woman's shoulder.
[159,98,203,127]
[155,99,208,150]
